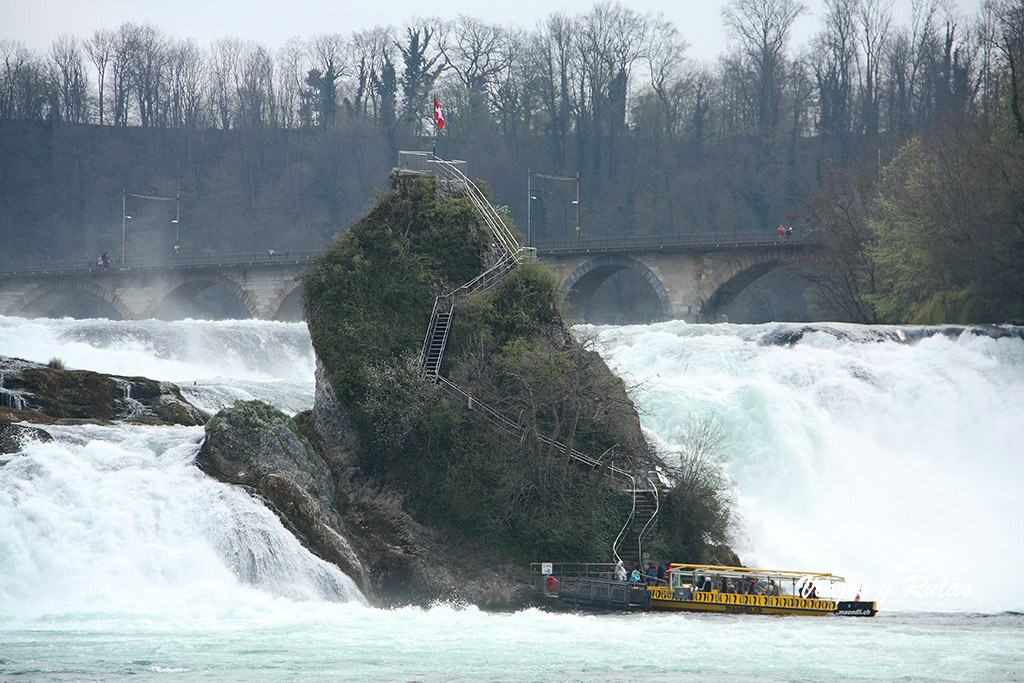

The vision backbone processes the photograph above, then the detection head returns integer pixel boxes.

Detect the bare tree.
[645,14,690,140]
[275,37,309,129]
[721,0,807,139]
[165,38,206,128]
[438,16,510,94]
[84,29,113,125]
[110,23,140,126]
[49,35,89,123]
[130,24,168,127]
[209,38,242,129]
[811,0,859,149]
[396,23,445,133]
[858,0,893,136]
[236,43,275,127]
[536,13,577,166]
[0,40,48,121]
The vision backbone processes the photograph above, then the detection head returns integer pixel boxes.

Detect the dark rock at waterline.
[197,400,370,592]
[198,400,335,501]
[0,356,208,426]
[197,396,533,608]
[0,422,53,454]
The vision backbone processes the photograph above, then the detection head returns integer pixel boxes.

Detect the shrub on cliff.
[303,175,489,408]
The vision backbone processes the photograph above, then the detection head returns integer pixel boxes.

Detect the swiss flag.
[434,97,445,130]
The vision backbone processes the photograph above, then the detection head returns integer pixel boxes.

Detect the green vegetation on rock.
[304,172,731,566]
[303,175,488,408]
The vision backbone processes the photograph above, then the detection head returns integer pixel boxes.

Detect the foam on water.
[0,423,364,622]
[585,321,1024,613]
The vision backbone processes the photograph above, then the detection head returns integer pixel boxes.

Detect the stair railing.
[635,474,661,569]
[430,159,520,258]
[612,474,638,566]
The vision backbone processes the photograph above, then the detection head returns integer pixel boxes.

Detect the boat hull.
[648,585,835,616]
[550,577,877,616]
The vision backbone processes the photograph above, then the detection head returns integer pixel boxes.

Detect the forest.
[1,0,1022,323]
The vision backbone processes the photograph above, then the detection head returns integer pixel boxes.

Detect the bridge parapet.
[0,250,321,278]
[533,231,806,254]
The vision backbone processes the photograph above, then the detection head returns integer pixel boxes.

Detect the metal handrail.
[532,231,807,254]
[612,473,638,565]
[435,376,637,486]
[430,159,521,258]
[636,473,660,567]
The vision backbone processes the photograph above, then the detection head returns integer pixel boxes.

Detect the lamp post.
[574,172,580,241]
[121,189,181,266]
[121,189,131,268]
[172,193,180,255]
[527,168,531,247]
[528,170,579,246]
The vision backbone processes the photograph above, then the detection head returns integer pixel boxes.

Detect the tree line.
[1,0,1022,322]
[4,1,1020,153]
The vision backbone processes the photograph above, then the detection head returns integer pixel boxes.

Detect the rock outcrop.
[0,356,208,427]
[0,422,52,455]
[197,398,534,607]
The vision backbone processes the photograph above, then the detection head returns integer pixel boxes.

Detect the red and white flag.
[434,97,445,130]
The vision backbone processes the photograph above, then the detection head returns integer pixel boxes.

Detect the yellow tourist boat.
[534,562,878,617]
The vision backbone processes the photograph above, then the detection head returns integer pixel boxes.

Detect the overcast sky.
[2,0,983,64]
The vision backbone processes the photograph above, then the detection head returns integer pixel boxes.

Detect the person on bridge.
[777,225,786,241]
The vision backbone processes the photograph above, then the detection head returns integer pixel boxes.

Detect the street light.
[528,169,580,246]
[172,193,180,254]
[121,189,181,266]
[122,188,130,267]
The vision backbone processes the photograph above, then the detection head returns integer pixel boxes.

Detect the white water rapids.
[1,315,1021,681]
[583,322,1024,614]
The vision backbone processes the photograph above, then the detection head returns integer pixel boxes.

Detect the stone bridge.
[535,232,806,323]
[0,233,806,322]
[0,252,313,321]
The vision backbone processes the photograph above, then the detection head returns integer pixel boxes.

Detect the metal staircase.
[412,155,662,566]
[420,296,454,378]
[613,486,660,571]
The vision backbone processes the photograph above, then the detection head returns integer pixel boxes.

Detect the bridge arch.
[699,251,785,321]
[4,280,131,319]
[268,281,304,322]
[146,272,259,320]
[559,254,672,321]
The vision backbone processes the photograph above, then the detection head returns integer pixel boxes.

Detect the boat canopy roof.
[667,563,845,584]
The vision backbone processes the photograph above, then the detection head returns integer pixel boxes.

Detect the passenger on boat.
[656,564,666,583]
[614,561,627,582]
[630,568,642,583]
